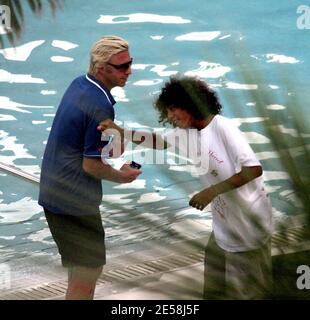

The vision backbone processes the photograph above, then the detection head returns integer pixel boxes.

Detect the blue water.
[1,0,309,265]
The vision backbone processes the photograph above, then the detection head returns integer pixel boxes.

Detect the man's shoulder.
[62,75,87,98]
[65,75,106,104]
[60,75,114,119]
[67,74,89,91]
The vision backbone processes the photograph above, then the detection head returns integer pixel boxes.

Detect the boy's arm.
[97,119,169,150]
[189,165,263,211]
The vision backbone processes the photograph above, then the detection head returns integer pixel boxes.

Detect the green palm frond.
[0,0,64,48]
[230,45,310,233]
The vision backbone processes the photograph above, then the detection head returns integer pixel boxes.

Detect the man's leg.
[203,233,226,299]
[66,265,103,300]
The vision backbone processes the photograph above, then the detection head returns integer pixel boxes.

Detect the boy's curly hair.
[154,76,222,126]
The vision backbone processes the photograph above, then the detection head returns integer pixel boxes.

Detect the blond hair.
[88,35,129,75]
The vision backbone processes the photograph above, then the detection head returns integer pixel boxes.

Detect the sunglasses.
[107,58,133,72]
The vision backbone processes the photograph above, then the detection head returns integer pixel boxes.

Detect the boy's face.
[167,107,194,129]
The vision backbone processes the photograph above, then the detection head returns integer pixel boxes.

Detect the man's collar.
[86,73,116,105]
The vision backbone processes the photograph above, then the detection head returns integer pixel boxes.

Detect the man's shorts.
[44,208,106,268]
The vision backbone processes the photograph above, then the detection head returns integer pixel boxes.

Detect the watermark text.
[297,5,310,29]
[0,5,11,34]
[296,265,310,289]
[100,124,210,175]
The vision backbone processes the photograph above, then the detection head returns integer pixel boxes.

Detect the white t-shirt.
[164,115,272,252]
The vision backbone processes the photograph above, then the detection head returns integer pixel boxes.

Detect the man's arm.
[97,119,169,150]
[83,157,141,183]
[189,166,263,211]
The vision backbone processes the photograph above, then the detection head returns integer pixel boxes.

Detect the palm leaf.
[0,0,64,48]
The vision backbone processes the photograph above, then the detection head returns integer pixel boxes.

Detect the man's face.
[99,50,132,89]
[167,107,195,129]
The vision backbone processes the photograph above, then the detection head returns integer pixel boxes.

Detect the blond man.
[39,36,141,300]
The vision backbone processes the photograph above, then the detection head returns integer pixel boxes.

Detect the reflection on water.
[97,13,191,24]
[0,40,45,61]
[1,1,309,265]
[0,69,46,84]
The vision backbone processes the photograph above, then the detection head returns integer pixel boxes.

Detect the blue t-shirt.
[38,74,116,216]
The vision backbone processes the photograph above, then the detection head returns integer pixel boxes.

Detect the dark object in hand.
[130,161,141,169]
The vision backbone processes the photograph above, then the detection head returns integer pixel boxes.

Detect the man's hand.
[189,187,217,211]
[82,158,141,183]
[119,163,142,183]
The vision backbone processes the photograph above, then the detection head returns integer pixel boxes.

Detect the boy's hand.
[189,187,217,211]
[97,119,121,132]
